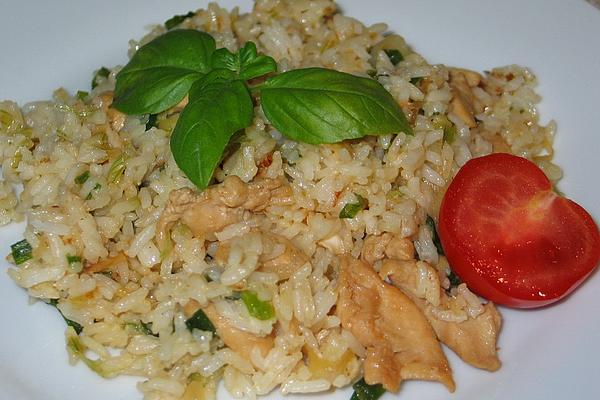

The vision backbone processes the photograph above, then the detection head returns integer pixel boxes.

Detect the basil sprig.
[113,30,216,114]
[113,29,412,189]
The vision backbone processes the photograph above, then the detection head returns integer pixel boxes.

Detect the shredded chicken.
[185,300,274,360]
[448,68,482,128]
[380,259,502,371]
[157,176,288,247]
[337,257,455,392]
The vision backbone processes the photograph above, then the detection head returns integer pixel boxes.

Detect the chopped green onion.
[448,269,462,287]
[76,90,89,101]
[66,333,117,377]
[46,299,84,334]
[85,183,102,200]
[431,114,456,144]
[66,255,81,264]
[426,215,445,255]
[350,378,386,400]
[66,254,83,273]
[339,194,368,219]
[11,239,32,265]
[107,154,127,183]
[74,170,90,184]
[410,76,423,85]
[124,321,157,336]
[164,11,195,30]
[384,49,404,65]
[240,290,275,320]
[92,67,110,89]
[185,308,216,334]
[145,114,158,130]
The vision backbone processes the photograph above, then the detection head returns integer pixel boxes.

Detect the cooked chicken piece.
[448,68,482,128]
[259,234,309,280]
[361,233,392,264]
[157,176,286,246]
[380,259,501,371]
[384,235,415,261]
[185,300,274,360]
[337,257,455,392]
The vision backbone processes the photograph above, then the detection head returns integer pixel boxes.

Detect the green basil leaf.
[11,239,32,265]
[212,42,277,81]
[237,42,277,80]
[113,30,216,115]
[260,68,412,144]
[426,215,445,255]
[170,79,253,189]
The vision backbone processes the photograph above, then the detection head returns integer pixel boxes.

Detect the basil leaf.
[212,42,277,81]
[170,79,253,189]
[113,30,216,115]
[237,42,277,80]
[11,239,32,265]
[260,68,412,144]
[426,215,445,255]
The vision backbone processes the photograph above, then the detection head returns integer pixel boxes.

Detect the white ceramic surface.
[1,1,599,399]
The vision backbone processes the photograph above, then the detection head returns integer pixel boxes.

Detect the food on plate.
[1,0,598,399]
[438,153,600,308]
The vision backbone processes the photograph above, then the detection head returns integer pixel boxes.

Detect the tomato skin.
[439,153,600,308]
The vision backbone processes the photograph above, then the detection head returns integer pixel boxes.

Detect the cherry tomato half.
[438,153,600,308]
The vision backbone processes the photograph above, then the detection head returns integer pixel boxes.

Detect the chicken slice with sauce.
[380,259,502,371]
[337,257,455,392]
[157,175,289,246]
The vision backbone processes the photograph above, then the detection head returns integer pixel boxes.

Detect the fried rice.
[0,1,561,399]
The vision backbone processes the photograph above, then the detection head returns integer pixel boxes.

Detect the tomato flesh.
[439,153,600,308]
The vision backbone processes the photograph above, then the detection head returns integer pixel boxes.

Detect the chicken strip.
[337,257,455,392]
[380,259,501,371]
[157,176,287,247]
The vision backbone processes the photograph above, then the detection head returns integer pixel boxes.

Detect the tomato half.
[438,153,600,308]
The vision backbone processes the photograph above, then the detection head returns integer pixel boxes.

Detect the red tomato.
[438,153,600,308]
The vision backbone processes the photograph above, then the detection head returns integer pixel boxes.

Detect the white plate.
[1,1,599,399]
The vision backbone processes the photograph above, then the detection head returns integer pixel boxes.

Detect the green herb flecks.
[74,170,90,184]
[107,154,127,183]
[47,299,84,335]
[164,11,195,30]
[66,331,119,377]
[145,114,158,130]
[76,90,89,100]
[448,269,462,287]
[185,308,216,334]
[85,183,102,200]
[66,254,83,273]
[350,378,386,400]
[92,67,110,89]
[432,114,456,144]
[124,320,157,336]
[11,239,32,265]
[426,215,445,255]
[384,49,404,65]
[240,290,275,320]
[339,194,368,219]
